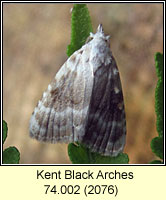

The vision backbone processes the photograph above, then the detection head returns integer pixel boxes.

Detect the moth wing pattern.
[81,55,126,157]
[29,46,94,143]
[30,24,126,157]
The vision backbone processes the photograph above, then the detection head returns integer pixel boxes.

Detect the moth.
[29,24,126,157]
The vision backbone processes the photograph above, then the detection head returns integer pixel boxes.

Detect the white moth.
[29,24,126,157]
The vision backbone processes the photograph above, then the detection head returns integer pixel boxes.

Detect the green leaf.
[3,146,20,164]
[93,153,129,164]
[68,143,90,164]
[150,137,163,160]
[149,160,163,164]
[155,52,163,78]
[155,78,163,137]
[149,53,163,164]
[68,143,129,164]
[3,120,8,144]
[155,53,163,137]
[67,4,93,57]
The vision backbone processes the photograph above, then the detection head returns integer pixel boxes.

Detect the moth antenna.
[97,24,104,33]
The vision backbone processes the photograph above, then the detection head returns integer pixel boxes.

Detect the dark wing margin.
[81,55,126,157]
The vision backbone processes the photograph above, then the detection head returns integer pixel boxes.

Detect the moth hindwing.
[29,24,126,157]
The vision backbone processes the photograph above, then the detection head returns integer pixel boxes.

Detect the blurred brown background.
[3,3,163,164]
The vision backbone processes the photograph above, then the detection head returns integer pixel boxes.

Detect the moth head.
[86,24,110,47]
[96,24,110,46]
